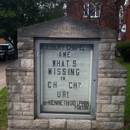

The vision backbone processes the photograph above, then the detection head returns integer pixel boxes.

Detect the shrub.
[116,40,130,62]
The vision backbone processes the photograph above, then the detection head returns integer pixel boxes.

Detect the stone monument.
[6,16,127,130]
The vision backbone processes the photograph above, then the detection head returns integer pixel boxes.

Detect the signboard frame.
[35,38,99,119]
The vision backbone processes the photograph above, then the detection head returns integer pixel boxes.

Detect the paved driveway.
[0,59,15,90]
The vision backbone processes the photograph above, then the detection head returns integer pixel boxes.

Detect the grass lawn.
[0,87,7,130]
[0,57,129,130]
[115,57,130,130]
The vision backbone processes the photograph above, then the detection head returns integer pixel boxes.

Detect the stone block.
[8,110,22,115]
[17,42,24,50]
[7,85,12,94]
[7,76,34,85]
[98,74,106,78]
[99,54,110,60]
[6,71,12,76]
[8,94,21,102]
[106,74,121,78]
[110,55,115,60]
[98,78,127,87]
[7,85,12,90]
[118,118,124,121]
[96,117,117,122]
[21,85,34,94]
[102,104,119,112]
[12,72,26,76]
[110,113,124,118]
[21,103,30,111]
[26,72,34,76]
[111,43,117,51]
[121,74,127,78]
[99,51,115,60]
[21,59,34,68]
[30,103,34,111]
[97,99,110,104]
[8,115,14,120]
[7,89,12,94]
[17,41,34,50]
[49,119,66,129]
[112,96,125,104]
[34,119,49,129]
[17,37,33,42]
[119,87,126,95]
[100,39,116,43]
[99,60,113,69]
[98,68,127,74]
[97,96,111,100]
[97,96,111,103]
[97,104,102,112]
[21,94,34,103]
[13,103,21,111]
[23,111,34,116]
[92,120,97,130]
[8,102,13,110]
[12,85,21,94]
[119,105,125,112]
[97,122,124,130]
[8,120,34,129]
[18,50,34,59]
[67,120,91,130]
[17,76,34,85]
[12,85,34,94]
[98,86,118,95]
[14,116,34,120]
[99,43,111,51]
[96,113,110,117]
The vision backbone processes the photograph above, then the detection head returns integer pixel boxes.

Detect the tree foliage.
[0,0,125,51]
[0,0,65,49]
[116,41,130,62]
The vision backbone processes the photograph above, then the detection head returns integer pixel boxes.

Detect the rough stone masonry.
[6,16,127,130]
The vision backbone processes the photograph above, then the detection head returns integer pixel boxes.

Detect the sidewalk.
[0,59,15,90]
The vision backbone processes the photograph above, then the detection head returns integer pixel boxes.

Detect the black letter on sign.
[53,82,57,88]
[52,60,56,67]
[48,69,52,75]
[59,52,62,57]
[48,82,51,88]
[73,60,76,67]
[63,52,66,57]
[57,68,61,75]
[69,82,72,89]
[57,91,61,98]
[76,69,80,75]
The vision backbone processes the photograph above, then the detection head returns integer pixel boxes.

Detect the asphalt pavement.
[0,59,15,90]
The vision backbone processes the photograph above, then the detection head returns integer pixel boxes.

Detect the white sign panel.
[40,44,93,113]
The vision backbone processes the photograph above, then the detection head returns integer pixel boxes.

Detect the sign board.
[36,39,98,118]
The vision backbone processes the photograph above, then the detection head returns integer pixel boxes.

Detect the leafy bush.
[116,41,130,62]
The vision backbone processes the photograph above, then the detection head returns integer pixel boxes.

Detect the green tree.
[0,0,65,52]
